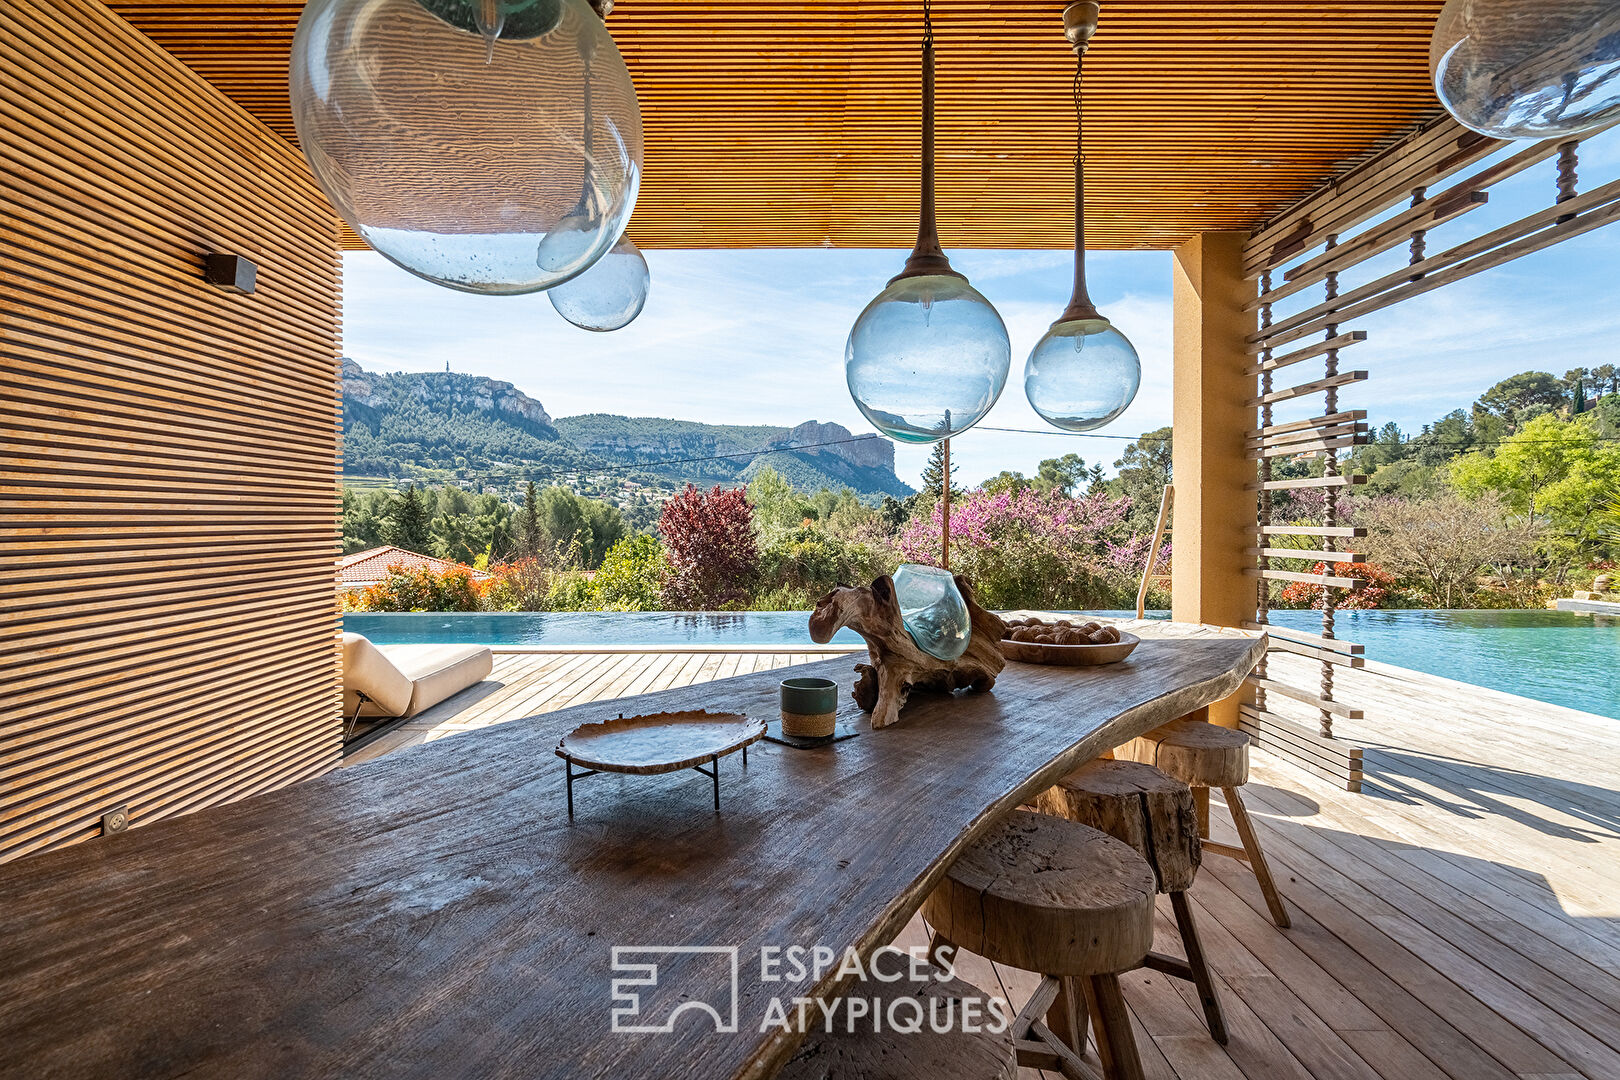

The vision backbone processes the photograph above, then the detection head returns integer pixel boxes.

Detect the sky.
[340,128,1620,490]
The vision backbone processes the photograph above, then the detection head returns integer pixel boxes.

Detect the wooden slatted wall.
[0,0,343,863]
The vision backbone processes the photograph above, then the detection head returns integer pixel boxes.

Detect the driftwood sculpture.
[808,574,1007,729]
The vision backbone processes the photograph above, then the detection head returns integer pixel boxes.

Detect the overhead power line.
[347,414,1620,492]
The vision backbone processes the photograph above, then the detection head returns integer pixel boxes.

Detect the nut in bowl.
[998,617,1140,666]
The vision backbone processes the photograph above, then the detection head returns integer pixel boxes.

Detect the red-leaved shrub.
[658,484,760,609]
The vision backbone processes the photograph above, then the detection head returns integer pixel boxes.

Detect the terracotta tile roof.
[338,546,491,589]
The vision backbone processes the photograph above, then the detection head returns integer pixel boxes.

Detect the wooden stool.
[924,810,1156,1080]
[1036,758,1227,1044]
[776,970,1017,1080]
[1117,715,1291,929]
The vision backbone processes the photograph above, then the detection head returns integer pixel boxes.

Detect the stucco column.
[1171,232,1257,727]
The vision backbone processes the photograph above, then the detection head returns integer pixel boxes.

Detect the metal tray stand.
[554,710,767,816]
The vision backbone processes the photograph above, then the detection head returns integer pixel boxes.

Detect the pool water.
[1266,609,1618,721]
[342,608,1620,720]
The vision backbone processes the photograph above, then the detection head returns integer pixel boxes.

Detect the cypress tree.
[919,442,957,502]
[385,485,432,553]
[518,481,543,558]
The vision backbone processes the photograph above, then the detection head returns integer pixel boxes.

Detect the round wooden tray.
[555,710,767,774]
[999,630,1140,667]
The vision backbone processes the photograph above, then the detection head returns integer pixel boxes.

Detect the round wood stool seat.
[1117,715,1291,930]
[1126,719,1248,789]
[925,810,1156,1080]
[1037,758,1229,1045]
[777,972,1017,1080]
[924,809,1155,977]
[1037,759,1200,893]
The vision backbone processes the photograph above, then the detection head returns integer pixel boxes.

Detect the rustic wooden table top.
[0,636,1263,1080]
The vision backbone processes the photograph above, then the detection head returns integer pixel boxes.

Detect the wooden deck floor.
[346,642,1620,1080]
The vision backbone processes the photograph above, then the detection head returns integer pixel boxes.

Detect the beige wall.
[1171,232,1257,726]
[0,0,343,861]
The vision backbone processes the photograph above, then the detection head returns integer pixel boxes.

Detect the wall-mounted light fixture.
[203,253,257,294]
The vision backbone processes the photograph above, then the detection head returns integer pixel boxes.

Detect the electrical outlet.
[102,805,129,835]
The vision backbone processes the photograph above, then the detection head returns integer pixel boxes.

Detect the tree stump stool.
[1036,759,1227,1043]
[923,810,1156,1080]
[776,970,1017,1080]
[1116,715,1291,929]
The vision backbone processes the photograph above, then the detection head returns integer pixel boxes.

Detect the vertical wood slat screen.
[1232,118,1506,792]
[0,0,343,863]
[1231,115,1620,791]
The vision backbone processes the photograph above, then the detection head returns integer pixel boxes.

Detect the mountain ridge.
[341,359,913,501]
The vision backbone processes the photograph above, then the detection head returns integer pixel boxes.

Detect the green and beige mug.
[780,677,839,738]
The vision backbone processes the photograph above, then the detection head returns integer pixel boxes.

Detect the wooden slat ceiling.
[105,1,1448,250]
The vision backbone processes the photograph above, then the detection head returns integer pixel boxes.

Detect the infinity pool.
[342,608,1619,720]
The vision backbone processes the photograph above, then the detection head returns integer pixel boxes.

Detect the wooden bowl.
[999,630,1140,667]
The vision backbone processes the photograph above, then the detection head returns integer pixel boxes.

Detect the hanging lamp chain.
[1059,2,1101,323]
[893,0,964,281]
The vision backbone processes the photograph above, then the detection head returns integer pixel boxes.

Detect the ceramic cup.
[780,677,839,738]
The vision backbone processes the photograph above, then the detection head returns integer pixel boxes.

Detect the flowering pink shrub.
[900,488,1167,610]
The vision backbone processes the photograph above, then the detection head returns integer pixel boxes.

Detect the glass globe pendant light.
[1430,0,1620,139]
[1024,2,1141,434]
[549,232,650,331]
[844,0,1012,444]
[290,0,642,295]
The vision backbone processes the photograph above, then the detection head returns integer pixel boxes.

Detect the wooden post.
[1172,233,1256,728]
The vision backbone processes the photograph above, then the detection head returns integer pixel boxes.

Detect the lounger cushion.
[389,644,495,717]
[342,633,414,718]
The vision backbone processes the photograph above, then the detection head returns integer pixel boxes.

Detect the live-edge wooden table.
[0,635,1264,1080]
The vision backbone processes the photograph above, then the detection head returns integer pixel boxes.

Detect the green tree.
[919,441,959,502]
[1450,412,1620,581]
[383,485,431,553]
[877,495,908,535]
[756,525,891,607]
[1474,371,1568,426]
[591,533,669,611]
[1033,453,1101,497]
[535,485,625,567]
[1593,363,1619,398]
[1110,428,1172,530]
[747,467,816,542]
[517,481,543,557]
[341,488,388,553]
[982,470,1031,496]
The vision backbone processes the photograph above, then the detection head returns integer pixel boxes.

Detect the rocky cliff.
[343,358,553,429]
[767,420,895,472]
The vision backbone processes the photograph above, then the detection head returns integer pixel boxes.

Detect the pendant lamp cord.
[1064,50,1099,320]
[893,0,960,279]
[918,0,938,255]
